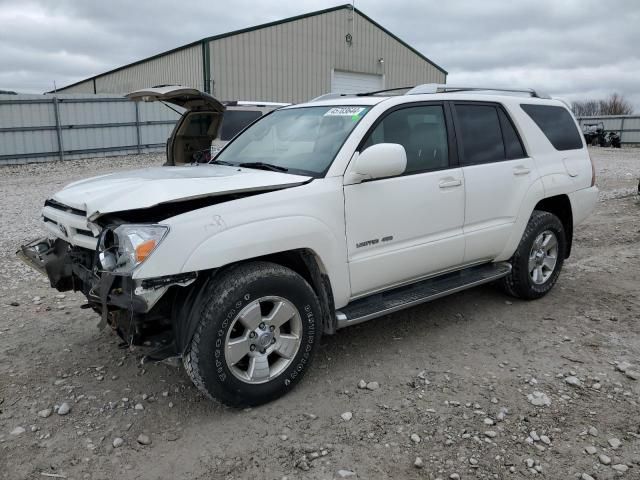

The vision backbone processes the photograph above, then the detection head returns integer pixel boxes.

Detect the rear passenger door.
[451,102,535,263]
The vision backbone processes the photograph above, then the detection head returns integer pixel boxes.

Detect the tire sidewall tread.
[502,210,566,300]
[183,261,321,407]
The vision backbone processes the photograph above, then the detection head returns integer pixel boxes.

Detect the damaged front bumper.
[18,237,196,323]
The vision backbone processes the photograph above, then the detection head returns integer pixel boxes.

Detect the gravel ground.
[0,148,639,480]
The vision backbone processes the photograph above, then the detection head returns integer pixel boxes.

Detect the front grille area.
[76,227,94,237]
[44,199,87,217]
[42,199,98,249]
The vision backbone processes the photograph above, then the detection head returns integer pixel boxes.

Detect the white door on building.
[331,70,384,94]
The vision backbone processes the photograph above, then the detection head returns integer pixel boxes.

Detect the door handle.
[439,178,462,188]
[513,166,531,176]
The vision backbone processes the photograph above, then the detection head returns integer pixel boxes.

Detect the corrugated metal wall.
[577,116,640,144]
[56,79,95,94]
[0,94,180,165]
[57,8,444,102]
[61,45,204,94]
[209,9,445,103]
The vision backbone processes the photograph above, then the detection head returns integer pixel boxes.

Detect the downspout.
[201,41,211,94]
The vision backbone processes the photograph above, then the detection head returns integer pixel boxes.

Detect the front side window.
[455,104,505,165]
[214,106,370,176]
[362,105,449,173]
[520,104,583,151]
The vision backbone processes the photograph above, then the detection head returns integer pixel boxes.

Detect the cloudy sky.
[1,0,639,108]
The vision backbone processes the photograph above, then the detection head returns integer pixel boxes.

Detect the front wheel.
[183,262,322,407]
[501,210,566,299]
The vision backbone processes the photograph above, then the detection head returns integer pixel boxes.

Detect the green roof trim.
[53,4,447,93]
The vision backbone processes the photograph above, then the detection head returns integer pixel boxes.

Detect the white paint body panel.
[41,92,599,312]
[51,165,310,218]
[462,158,537,262]
[568,186,599,226]
[137,177,352,308]
[344,169,465,296]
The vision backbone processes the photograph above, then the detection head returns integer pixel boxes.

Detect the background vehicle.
[582,121,605,146]
[605,130,621,148]
[19,84,598,407]
[210,101,290,157]
[130,86,287,165]
[581,122,622,148]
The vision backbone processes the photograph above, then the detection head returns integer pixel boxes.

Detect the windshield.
[213,106,370,176]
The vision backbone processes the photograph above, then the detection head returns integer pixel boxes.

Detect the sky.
[1,0,639,109]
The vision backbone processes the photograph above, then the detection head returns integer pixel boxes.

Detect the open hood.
[50,165,311,220]
[126,85,225,113]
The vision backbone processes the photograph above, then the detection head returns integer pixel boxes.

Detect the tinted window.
[455,104,505,165]
[219,110,262,140]
[362,105,449,173]
[498,108,526,159]
[183,113,217,136]
[520,104,583,150]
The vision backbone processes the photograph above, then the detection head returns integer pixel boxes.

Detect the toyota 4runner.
[19,84,599,407]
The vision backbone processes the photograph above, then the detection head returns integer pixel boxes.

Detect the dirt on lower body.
[1,149,639,480]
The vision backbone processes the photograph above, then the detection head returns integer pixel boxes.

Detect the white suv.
[20,84,599,407]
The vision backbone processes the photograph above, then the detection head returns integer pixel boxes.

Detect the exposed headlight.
[98,224,168,273]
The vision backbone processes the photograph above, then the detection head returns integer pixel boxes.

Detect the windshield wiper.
[208,159,234,166]
[238,162,288,172]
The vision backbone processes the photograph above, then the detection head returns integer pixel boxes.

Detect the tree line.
[571,93,634,117]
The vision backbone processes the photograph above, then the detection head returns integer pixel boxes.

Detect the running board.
[336,262,512,329]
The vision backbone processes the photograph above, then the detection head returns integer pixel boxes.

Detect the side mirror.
[349,143,407,183]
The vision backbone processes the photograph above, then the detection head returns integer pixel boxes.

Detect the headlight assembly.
[98,224,168,274]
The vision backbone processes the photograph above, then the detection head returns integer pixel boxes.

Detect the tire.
[183,261,322,407]
[501,210,566,300]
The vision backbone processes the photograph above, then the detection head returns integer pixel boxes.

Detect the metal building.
[54,5,446,102]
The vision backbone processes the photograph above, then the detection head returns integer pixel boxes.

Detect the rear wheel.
[501,210,566,299]
[183,262,321,407]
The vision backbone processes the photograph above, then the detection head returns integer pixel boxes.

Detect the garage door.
[331,70,384,94]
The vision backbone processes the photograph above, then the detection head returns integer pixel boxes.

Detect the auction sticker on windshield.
[324,107,366,116]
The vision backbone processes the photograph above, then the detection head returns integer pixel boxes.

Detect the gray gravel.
[0,148,638,480]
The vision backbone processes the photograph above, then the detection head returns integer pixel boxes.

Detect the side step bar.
[336,262,512,329]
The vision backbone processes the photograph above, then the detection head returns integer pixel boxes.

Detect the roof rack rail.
[406,84,551,99]
[356,86,416,96]
[310,92,357,102]
[310,85,552,102]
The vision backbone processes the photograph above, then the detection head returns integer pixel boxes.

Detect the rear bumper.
[568,186,599,226]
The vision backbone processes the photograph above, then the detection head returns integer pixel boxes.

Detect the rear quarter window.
[520,104,583,151]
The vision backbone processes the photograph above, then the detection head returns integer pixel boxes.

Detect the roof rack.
[310,93,357,102]
[310,84,551,103]
[406,84,551,99]
[356,86,416,96]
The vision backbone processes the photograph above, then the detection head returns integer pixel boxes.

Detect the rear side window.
[455,104,505,165]
[498,108,526,159]
[219,110,262,141]
[520,104,583,150]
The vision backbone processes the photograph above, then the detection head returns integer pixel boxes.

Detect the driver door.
[343,103,466,297]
